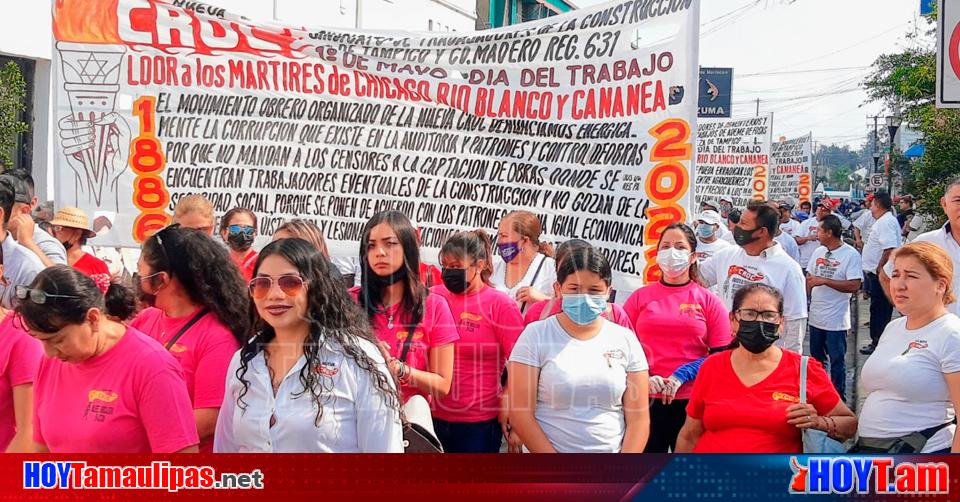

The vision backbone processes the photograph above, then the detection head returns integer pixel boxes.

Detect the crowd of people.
[0,166,956,454]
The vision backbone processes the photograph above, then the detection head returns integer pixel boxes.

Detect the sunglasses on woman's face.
[248,275,307,299]
[228,225,255,236]
[14,285,81,305]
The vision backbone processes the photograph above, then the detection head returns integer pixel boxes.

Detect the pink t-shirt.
[430,285,523,422]
[131,307,240,452]
[624,281,732,400]
[349,287,459,401]
[33,327,199,453]
[0,313,42,450]
[523,298,634,330]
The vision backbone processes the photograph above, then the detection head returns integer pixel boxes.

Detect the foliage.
[0,61,28,168]
[862,12,956,225]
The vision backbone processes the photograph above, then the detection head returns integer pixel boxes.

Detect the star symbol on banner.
[77,52,109,84]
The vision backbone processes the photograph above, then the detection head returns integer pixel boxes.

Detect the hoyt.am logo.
[789,457,949,495]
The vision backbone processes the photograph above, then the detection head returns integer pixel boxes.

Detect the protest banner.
[768,133,812,204]
[52,0,700,294]
[694,114,771,209]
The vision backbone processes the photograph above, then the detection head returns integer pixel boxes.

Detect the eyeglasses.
[735,309,782,323]
[228,225,255,236]
[14,285,81,305]
[249,275,307,299]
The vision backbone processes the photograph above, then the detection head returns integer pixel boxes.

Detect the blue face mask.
[561,294,608,325]
[696,223,716,240]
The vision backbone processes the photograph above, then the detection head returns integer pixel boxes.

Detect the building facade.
[477,0,576,29]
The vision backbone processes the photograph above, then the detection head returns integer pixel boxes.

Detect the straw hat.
[49,206,96,238]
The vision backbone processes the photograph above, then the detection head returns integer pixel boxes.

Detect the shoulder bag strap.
[799,355,809,405]
[398,329,417,363]
[519,255,548,313]
[165,308,210,351]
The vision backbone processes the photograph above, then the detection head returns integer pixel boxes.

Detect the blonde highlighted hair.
[893,242,956,306]
[173,194,214,222]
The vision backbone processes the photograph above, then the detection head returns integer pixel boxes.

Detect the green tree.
[863,12,955,224]
[0,61,28,168]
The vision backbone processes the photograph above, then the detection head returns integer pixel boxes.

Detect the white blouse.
[214,337,403,453]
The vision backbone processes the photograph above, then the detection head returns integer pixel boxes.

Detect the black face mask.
[441,268,470,294]
[736,320,780,354]
[60,240,73,250]
[733,226,761,247]
[227,231,255,252]
[135,275,158,308]
[368,265,407,288]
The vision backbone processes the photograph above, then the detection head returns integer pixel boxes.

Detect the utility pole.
[871,115,880,176]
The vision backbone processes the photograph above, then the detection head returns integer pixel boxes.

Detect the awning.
[904,143,925,158]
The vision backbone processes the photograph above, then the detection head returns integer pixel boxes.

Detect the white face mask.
[656,248,692,277]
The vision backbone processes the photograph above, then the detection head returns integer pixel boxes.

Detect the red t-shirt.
[231,250,258,282]
[73,252,111,288]
[686,350,840,453]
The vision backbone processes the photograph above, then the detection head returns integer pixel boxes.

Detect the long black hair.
[141,226,250,343]
[358,211,427,331]
[17,266,104,333]
[236,238,400,425]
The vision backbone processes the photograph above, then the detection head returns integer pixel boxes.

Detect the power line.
[753,22,912,74]
[737,66,871,78]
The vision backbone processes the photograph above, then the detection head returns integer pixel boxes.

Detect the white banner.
[694,115,771,209]
[768,133,812,204]
[53,0,700,294]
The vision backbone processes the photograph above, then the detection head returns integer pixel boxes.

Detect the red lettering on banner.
[119,0,298,57]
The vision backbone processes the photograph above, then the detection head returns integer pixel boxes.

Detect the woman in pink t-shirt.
[351,211,458,404]
[0,244,42,452]
[624,222,733,453]
[131,225,249,452]
[17,266,199,453]
[431,230,524,453]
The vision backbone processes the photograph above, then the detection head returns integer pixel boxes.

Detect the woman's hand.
[786,403,820,429]
[516,287,548,304]
[378,341,401,378]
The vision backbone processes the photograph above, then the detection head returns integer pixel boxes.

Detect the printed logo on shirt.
[814,256,841,279]
[169,343,188,354]
[460,312,483,322]
[724,265,766,302]
[84,390,117,423]
[771,391,800,403]
[395,331,425,342]
[315,362,340,377]
[603,349,626,368]
[87,390,118,403]
[679,303,705,320]
[900,340,929,356]
[459,312,483,332]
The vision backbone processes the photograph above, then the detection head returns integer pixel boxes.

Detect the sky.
[575,0,923,149]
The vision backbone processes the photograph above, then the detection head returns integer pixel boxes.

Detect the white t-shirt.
[807,244,863,331]
[859,314,960,452]
[775,231,801,264]
[696,237,732,263]
[796,217,823,269]
[700,243,808,321]
[720,231,736,245]
[854,211,876,243]
[492,253,557,306]
[884,223,960,318]
[780,219,801,237]
[509,317,648,453]
[862,211,902,273]
[214,337,403,453]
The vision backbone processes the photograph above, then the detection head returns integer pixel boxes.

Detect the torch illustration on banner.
[56,41,130,210]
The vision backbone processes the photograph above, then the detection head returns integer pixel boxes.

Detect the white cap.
[696,210,724,227]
